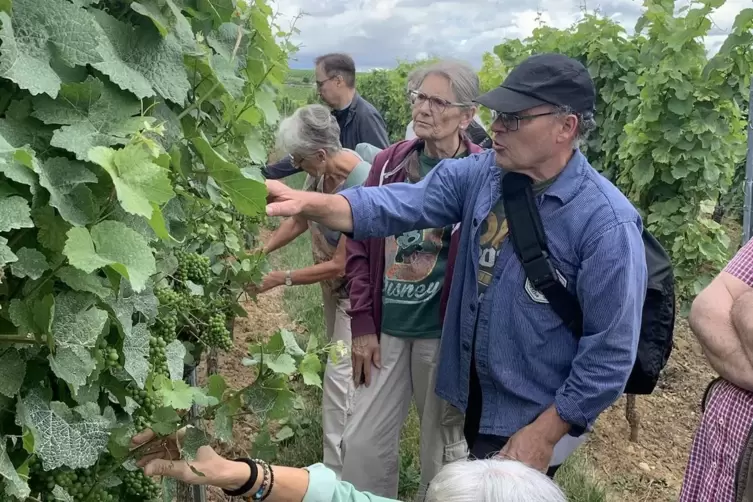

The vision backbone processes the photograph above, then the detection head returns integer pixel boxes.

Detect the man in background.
[679,237,753,501]
[263,53,389,179]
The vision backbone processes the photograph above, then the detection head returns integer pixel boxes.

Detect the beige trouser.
[321,287,353,478]
[340,334,468,502]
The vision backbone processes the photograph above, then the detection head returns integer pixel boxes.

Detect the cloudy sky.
[268,0,750,70]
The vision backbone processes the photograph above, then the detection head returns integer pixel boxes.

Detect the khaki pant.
[321,288,353,478]
[340,334,468,501]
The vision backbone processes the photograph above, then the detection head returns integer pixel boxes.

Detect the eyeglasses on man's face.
[409,90,467,114]
[490,109,557,132]
[315,75,338,89]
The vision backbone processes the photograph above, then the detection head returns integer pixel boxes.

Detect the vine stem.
[0,335,42,344]
[176,82,220,121]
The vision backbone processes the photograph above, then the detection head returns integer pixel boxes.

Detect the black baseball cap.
[475,53,595,114]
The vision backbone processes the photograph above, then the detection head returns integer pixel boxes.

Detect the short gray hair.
[425,459,567,502]
[275,104,342,157]
[555,105,596,148]
[412,59,480,107]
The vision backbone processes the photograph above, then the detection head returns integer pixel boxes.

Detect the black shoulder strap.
[501,172,584,336]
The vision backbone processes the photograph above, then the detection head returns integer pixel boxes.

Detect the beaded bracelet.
[260,463,275,501]
[240,459,272,501]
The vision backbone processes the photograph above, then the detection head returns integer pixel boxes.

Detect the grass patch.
[265,171,607,501]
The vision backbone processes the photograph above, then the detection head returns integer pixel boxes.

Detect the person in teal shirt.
[130,428,568,502]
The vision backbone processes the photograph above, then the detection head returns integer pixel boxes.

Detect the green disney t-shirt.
[380,148,467,339]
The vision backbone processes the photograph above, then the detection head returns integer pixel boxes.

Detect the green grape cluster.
[153,312,178,342]
[127,386,157,431]
[175,249,211,285]
[123,469,160,499]
[95,338,121,370]
[149,335,169,378]
[205,313,233,351]
[29,457,115,502]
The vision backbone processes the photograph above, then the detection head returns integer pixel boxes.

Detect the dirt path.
[199,230,305,501]
[584,318,716,501]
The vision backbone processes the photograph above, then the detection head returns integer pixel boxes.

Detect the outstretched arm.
[131,429,396,502]
[265,157,472,238]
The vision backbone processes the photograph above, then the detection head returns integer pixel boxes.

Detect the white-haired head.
[275,104,342,158]
[425,459,567,502]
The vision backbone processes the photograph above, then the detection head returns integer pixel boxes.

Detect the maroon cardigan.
[345,136,484,338]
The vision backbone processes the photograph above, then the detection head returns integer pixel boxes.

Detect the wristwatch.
[284,270,292,286]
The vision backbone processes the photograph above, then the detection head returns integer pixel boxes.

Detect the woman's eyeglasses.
[409,90,467,114]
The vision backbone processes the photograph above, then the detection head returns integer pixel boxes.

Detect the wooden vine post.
[626,394,640,442]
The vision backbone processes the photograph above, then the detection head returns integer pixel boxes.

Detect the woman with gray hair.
[252,103,371,478]
[130,427,569,502]
[343,59,484,501]
[405,66,490,146]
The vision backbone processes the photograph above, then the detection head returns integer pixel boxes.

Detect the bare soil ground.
[197,260,302,501]
[584,317,717,501]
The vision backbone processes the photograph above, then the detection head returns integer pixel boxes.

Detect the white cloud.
[269,0,750,70]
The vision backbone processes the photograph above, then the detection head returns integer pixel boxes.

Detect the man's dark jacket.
[262,93,389,179]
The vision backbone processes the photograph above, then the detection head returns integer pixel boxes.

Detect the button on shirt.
[341,149,647,437]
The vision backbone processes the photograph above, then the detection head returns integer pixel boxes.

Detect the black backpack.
[502,171,675,395]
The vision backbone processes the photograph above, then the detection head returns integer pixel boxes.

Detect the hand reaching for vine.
[130,428,248,490]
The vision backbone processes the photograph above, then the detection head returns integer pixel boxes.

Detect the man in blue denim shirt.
[265,54,647,476]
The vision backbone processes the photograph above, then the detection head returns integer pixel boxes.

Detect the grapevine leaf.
[0,131,38,191]
[110,206,158,243]
[299,353,323,389]
[63,221,156,292]
[274,426,294,442]
[150,407,181,435]
[207,23,248,62]
[148,203,175,241]
[180,426,210,461]
[207,374,227,401]
[88,144,175,219]
[213,404,233,443]
[36,157,98,226]
[9,247,48,280]
[268,387,296,421]
[91,10,190,104]
[154,378,194,410]
[105,280,158,335]
[51,292,107,351]
[266,354,297,376]
[0,0,103,98]
[56,267,111,299]
[199,0,235,27]
[0,237,16,267]
[52,485,74,501]
[280,329,306,357]
[7,299,33,336]
[250,429,276,462]
[214,393,240,443]
[243,383,277,420]
[49,348,96,392]
[0,438,30,499]
[31,76,147,161]
[0,196,33,232]
[72,382,100,406]
[48,292,107,390]
[123,323,150,389]
[18,391,113,470]
[32,207,71,254]
[192,134,266,217]
[165,340,186,381]
[0,349,25,398]
[130,0,195,49]
[255,87,280,125]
